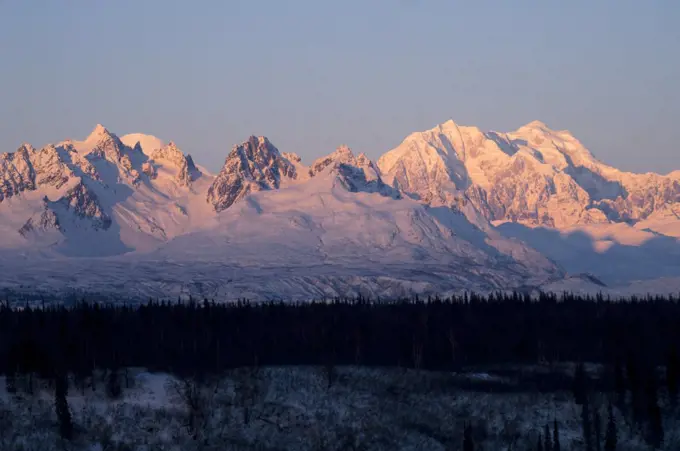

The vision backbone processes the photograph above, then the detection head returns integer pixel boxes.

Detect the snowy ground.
[2,254,678,303]
[3,197,679,303]
[0,365,676,450]
[0,257,550,303]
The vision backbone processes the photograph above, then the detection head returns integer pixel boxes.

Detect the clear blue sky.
[1,0,678,173]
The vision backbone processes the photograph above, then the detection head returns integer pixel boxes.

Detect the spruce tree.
[604,403,617,451]
[582,395,593,451]
[5,371,16,394]
[553,419,561,451]
[463,422,474,451]
[667,347,679,408]
[54,373,73,440]
[594,408,602,451]
[646,377,663,449]
[614,360,626,414]
[106,367,122,400]
[573,362,588,405]
[626,356,643,429]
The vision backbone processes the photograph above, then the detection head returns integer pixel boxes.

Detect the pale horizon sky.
[1,0,678,173]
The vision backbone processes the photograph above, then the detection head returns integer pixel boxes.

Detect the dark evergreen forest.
[1,291,679,379]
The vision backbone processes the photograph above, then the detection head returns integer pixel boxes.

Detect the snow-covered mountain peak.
[511,121,589,155]
[81,124,119,149]
[206,136,297,212]
[282,152,302,163]
[89,123,110,138]
[435,118,484,136]
[433,119,462,134]
[520,120,551,131]
[332,162,398,199]
[511,120,584,148]
[16,143,35,154]
[329,144,356,162]
[185,154,197,168]
[232,136,281,161]
[384,120,495,170]
[309,145,358,176]
[148,142,202,187]
[151,141,183,162]
[62,124,127,159]
[355,153,375,169]
[120,133,165,156]
[377,120,487,204]
[334,144,354,157]
[380,118,680,228]
[239,135,270,149]
[509,122,597,169]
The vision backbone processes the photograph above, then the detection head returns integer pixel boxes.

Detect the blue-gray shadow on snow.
[495,222,680,285]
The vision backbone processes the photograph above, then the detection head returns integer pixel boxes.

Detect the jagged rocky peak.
[355,152,370,165]
[177,154,201,187]
[1,141,84,203]
[307,147,398,199]
[85,124,121,148]
[436,118,464,133]
[15,143,35,155]
[206,136,297,212]
[309,144,358,176]
[0,146,38,202]
[333,144,354,158]
[334,162,399,199]
[430,119,487,143]
[231,136,297,181]
[232,136,295,175]
[150,142,201,186]
[118,154,142,185]
[185,154,197,171]
[31,145,74,189]
[84,124,127,161]
[89,123,110,138]
[18,206,61,237]
[355,152,380,172]
[18,183,111,239]
[55,181,112,230]
[347,152,383,183]
[282,152,302,163]
[151,141,184,164]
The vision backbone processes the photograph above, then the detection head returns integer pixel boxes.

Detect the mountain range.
[1,120,678,301]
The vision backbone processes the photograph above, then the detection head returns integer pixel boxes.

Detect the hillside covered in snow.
[0,121,678,300]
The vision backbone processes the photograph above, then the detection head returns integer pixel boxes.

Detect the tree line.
[1,291,679,379]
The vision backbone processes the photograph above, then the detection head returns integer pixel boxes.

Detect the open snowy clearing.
[0,365,671,450]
